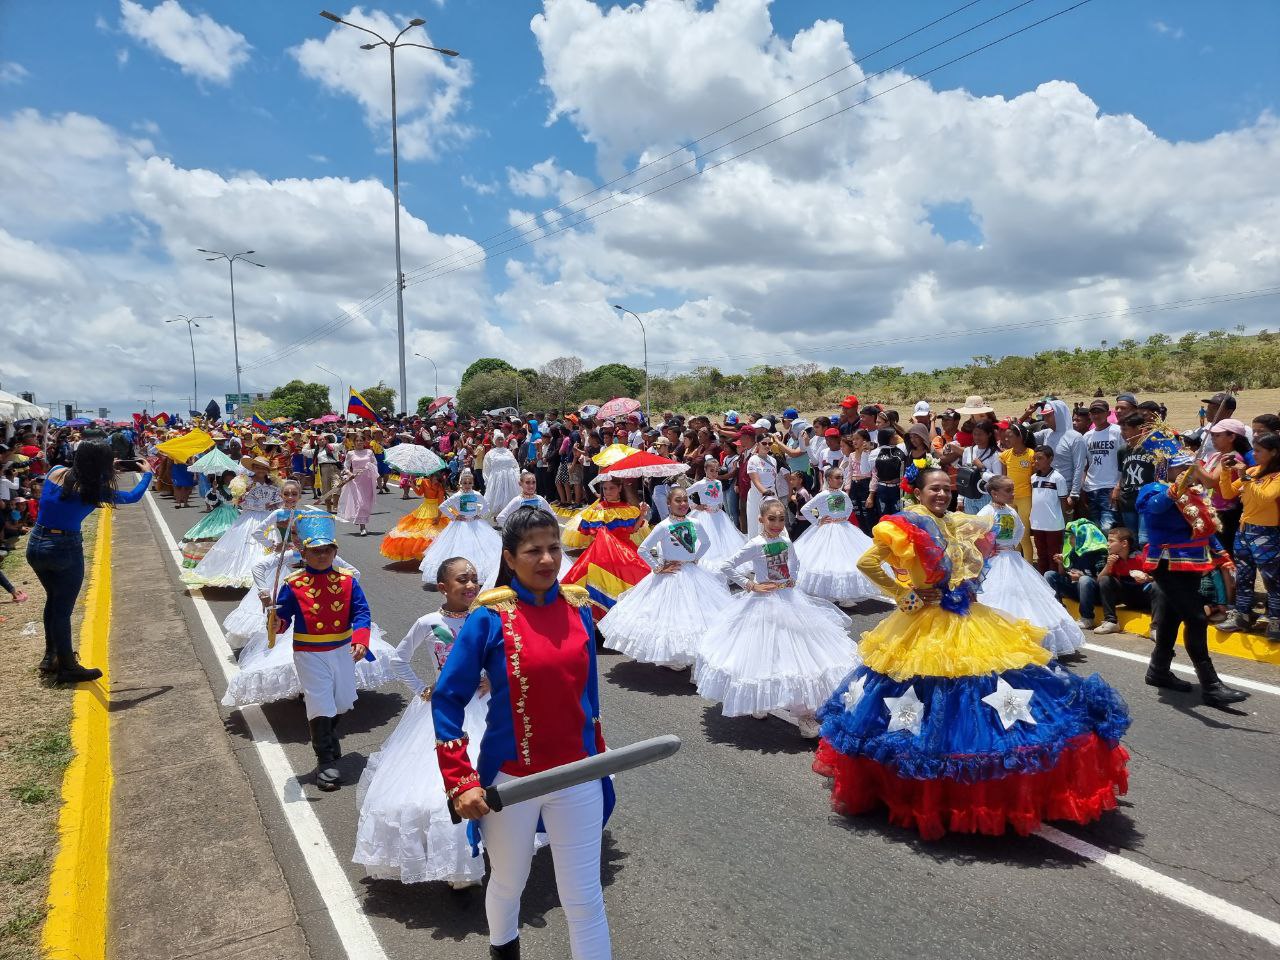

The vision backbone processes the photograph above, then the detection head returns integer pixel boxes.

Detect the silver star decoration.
[981,677,1037,731]
[883,686,924,736]
[841,675,867,711]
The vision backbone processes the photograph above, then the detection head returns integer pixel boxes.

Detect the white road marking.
[1083,642,1280,697]
[1038,826,1280,947]
[145,493,388,960]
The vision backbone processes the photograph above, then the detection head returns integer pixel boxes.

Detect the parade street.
[140,490,1280,960]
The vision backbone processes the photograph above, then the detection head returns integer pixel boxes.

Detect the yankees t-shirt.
[1029,469,1068,531]
[1083,424,1124,493]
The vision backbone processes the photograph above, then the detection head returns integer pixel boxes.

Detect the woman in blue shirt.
[28,440,151,683]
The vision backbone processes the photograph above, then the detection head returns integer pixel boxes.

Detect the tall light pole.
[413,353,438,401]
[140,384,161,409]
[198,248,265,397]
[315,363,343,416]
[166,315,210,411]
[319,10,458,417]
[613,304,650,422]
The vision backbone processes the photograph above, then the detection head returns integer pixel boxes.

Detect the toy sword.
[448,734,681,823]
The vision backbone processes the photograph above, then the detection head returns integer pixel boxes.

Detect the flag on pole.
[347,388,379,422]
[152,412,170,427]
[251,412,270,431]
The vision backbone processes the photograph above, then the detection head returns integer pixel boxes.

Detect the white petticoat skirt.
[354,693,546,884]
[223,588,269,644]
[692,509,747,574]
[181,509,271,589]
[694,587,860,716]
[220,622,397,709]
[979,550,1086,656]
[793,521,882,604]
[419,519,503,588]
[599,561,732,667]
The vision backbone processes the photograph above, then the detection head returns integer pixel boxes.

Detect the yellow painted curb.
[1064,598,1280,667]
[42,508,113,960]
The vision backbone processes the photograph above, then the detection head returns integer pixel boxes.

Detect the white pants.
[294,646,356,720]
[746,487,765,537]
[482,772,610,959]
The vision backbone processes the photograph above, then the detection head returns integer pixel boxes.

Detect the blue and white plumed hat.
[295,511,337,548]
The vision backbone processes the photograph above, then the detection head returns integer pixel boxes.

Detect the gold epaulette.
[471,587,517,613]
[561,584,592,608]
[283,568,309,584]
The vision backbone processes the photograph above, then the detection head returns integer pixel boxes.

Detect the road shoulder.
[107,501,309,960]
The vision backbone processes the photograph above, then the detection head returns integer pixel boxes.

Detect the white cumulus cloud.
[119,0,250,85]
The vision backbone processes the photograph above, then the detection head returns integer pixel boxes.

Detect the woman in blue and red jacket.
[432,506,613,960]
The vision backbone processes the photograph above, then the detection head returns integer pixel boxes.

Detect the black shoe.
[1267,622,1280,643]
[490,938,521,960]
[38,652,57,673]
[1201,680,1249,708]
[55,654,102,684]
[1144,667,1192,692]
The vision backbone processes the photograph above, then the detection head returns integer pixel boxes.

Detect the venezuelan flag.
[152,412,169,427]
[251,412,270,431]
[347,388,379,422]
[562,530,650,620]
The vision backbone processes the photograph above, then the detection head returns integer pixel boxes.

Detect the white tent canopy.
[0,389,49,420]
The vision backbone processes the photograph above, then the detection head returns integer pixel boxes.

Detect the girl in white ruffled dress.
[686,463,746,573]
[220,521,396,708]
[419,470,502,589]
[599,487,732,669]
[694,498,860,737]
[977,475,1085,656]
[491,472,572,584]
[354,558,544,886]
[182,457,283,588]
[794,467,882,605]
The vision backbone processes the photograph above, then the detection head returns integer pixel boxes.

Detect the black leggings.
[1151,565,1209,668]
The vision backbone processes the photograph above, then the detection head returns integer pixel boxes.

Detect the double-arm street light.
[319,10,458,417]
[413,353,439,400]
[166,315,211,410]
[612,304,650,422]
[198,248,265,397]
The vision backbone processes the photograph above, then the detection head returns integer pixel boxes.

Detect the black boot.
[55,653,102,684]
[1194,661,1249,708]
[38,651,57,673]
[309,717,342,790]
[1145,649,1191,692]
[489,937,520,959]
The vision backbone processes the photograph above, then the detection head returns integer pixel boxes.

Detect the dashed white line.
[144,492,388,960]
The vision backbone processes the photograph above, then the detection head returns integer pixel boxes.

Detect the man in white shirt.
[1081,399,1123,531]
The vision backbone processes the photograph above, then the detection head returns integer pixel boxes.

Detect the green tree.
[415,395,436,417]
[358,380,397,415]
[457,371,526,414]
[265,380,332,420]
[460,357,515,385]
[577,362,645,401]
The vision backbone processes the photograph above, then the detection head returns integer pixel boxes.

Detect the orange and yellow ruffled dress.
[380,476,450,562]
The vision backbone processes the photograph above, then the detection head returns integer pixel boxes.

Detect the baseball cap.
[753,418,772,430]
[840,395,859,409]
[1202,392,1237,410]
[782,407,799,420]
[823,427,840,438]
[724,410,739,426]
[940,408,960,419]
[1115,393,1138,406]
[1088,399,1110,412]
[1209,418,1248,437]
[913,401,931,417]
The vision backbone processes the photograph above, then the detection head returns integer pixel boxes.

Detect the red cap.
[996,419,1011,430]
[840,395,859,409]
[824,427,841,437]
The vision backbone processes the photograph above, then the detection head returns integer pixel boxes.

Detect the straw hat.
[957,395,995,416]
[240,455,271,472]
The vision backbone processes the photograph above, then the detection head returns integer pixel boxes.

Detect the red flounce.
[813,733,1129,841]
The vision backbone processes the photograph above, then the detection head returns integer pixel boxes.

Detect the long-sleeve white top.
[389,609,469,697]
[495,494,555,526]
[439,490,488,521]
[720,534,800,588]
[686,478,727,513]
[638,516,710,571]
[801,489,855,525]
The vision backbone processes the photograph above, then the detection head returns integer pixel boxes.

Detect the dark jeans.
[26,528,85,663]
[1098,574,1151,623]
[873,485,901,523]
[1218,505,1243,561]
[1151,565,1210,668]
[1045,570,1099,621]
[848,478,873,534]
[1083,488,1119,531]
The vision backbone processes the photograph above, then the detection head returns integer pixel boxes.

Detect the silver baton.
[449,734,681,822]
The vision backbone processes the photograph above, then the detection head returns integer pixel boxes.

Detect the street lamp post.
[613,304,650,422]
[319,10,458,418]
[198,248,265,397]
[413,353,439,401]
[166,315,211,411]
[315,363,344,416]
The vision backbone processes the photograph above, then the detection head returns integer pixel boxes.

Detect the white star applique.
[883,687,924,736]
[981,677,1037,731]
[841,675,867,711]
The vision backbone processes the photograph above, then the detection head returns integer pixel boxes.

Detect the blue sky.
[1,0,1278,415]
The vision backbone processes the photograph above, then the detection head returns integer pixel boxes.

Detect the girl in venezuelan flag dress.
[560,476,649,552]
[380,473,450,562]
[814,467,1130,841]
[560,475,652,618]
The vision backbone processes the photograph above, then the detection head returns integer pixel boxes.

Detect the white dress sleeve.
[439,492,465,521]
[495,495,520,527]
[390,615,436,697]
[720,538,760,587]
[690,521,711,563]
[637,522,667,572]
[800,496,822,525]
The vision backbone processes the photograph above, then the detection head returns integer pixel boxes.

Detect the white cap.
[753,418,772,430]
[913,401,931,417]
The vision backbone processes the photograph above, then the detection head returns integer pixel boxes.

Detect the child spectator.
[1217,432,1280,640]
[841,430,874,533]
[1046,518,1110,630]
[1095,526,1151,634]
[1029,444,1069,574]
[999,423,1036,559]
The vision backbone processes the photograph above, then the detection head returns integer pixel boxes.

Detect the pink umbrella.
[309,414,342,424]
[597,397,641,421]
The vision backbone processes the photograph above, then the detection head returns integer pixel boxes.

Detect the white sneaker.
[1093,620,1122,635]
[1076,617,1097,630]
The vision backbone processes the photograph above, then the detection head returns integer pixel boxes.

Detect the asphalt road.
[146,489,1280,960]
